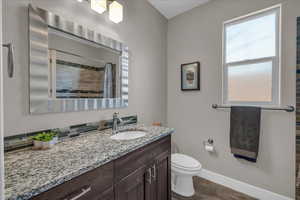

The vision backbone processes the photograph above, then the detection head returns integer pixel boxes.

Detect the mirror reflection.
[48,28,121,99]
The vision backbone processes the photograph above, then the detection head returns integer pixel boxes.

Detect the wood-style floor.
[172,177,257,200]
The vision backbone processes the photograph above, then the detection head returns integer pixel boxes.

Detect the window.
[223,5,281,106]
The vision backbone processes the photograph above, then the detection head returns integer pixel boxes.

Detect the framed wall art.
[181,62,200,91]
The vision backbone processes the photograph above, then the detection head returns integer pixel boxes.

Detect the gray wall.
[167,0,298,198]
[2,0,167,136]
[0,0,4,197]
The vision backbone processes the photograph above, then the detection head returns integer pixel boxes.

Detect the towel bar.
[212,104,295,112]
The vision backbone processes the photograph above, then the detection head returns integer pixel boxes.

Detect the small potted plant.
[31,132,58,150]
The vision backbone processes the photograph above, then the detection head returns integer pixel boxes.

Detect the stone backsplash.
[4,115,138,152]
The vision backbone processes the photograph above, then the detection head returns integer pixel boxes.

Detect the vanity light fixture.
[91,0,107,14]
[78,0,123,23]
[109,1,123,24]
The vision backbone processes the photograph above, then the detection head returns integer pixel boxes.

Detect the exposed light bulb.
[77,0,83,2]
[91,0,107,14]
[109,1,123,24]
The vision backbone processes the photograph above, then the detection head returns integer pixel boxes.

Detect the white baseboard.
[198,169,294,200]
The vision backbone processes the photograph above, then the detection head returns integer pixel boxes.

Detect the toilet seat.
[171,153,202,171]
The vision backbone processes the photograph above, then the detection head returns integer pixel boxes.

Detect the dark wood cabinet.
[116,151,171,200]
[155,151,171,200]
[95,188,114,200]
[115,136,171,200]
[31,162,114,200]
[145,151,171,200]
[115,167,147,200]
[145,163,157,200]
[31,136,171,200]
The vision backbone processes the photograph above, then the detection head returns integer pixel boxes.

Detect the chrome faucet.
[112,112,123,135]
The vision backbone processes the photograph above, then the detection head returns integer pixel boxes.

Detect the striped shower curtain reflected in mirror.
[103,63,113,98]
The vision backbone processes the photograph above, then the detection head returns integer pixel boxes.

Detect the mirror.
[29,4,129,114]
[48,29,121,99]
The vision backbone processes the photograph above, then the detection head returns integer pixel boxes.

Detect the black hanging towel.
[230,106,261,163]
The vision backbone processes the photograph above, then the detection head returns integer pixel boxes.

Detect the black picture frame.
[181,61,200,91]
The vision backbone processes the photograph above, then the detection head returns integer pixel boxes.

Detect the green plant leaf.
[31,131,57,142]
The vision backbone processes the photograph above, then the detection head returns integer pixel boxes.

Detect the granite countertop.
[4,125,174,200]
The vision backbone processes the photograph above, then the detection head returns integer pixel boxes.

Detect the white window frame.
[222,4,282,106]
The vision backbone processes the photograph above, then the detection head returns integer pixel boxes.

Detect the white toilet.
[171,153,202,197]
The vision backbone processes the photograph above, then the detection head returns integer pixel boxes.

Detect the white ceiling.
[148,0,211,19]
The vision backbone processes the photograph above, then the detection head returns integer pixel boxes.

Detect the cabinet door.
[145,165,156,200]
[155,151,171,200]
[94,188,114,200]
[115,167,146,200]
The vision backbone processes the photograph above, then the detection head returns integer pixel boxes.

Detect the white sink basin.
[110,131,147,141]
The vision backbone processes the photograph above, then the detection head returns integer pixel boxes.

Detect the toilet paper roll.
[205,144,214,152]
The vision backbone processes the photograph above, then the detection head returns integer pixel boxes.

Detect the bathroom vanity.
[4,125,174,200]
[32,136,170,200]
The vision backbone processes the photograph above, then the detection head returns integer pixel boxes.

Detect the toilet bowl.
[171,153,202,197]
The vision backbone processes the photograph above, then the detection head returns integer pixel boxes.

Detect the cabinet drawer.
[115,135,171,182]
[31,162,113,200]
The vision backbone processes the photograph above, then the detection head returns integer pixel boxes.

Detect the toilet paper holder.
[203,138,214,146]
